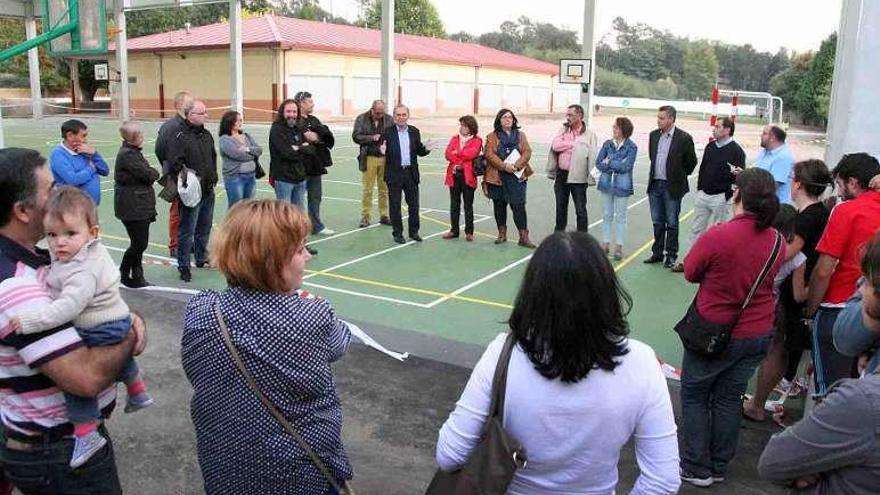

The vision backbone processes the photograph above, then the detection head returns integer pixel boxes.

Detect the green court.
[2,115,706,367]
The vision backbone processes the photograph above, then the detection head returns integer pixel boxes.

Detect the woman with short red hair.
[443,115,483,241]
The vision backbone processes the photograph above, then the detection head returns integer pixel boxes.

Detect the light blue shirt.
[397,126,411,167]
[755,143,795,203]
[654,127,674,181]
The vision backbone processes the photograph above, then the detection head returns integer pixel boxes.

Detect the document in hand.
[504,149,524,178]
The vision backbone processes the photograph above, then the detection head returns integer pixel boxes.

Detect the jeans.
[306,175,326,234]
[223,172,256,208]
[120,219,151,277]
[600,192,629,245]
[275,179,307,211]
[387,168,420,237]
[680,334,771,478]
[177,190,215,270]
[361,156,389,219]
[812,307,855,397]
[553,170,588,231]
[449,171,475,235]
[0,427,122,494]
[690,191,729,243]
[648,179,682,260]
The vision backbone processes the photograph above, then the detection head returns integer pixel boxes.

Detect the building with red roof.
[119,14,573,120]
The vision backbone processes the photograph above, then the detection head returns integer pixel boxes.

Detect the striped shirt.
[0,234,116,438]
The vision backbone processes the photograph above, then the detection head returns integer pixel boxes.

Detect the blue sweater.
[49,145,110,205]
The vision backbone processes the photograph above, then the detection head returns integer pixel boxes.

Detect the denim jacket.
[595,138,637,197]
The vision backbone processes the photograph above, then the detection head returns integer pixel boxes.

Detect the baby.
[11,186,152,469]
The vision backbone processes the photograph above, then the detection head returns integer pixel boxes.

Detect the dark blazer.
[647,126,698,200]
[383,125,430,185]
[114,142,160,222]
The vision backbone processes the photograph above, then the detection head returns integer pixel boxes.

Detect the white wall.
[288,74,343,115]
[401,79,437,112]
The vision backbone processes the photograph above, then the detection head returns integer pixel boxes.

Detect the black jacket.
[168,122,218,191]
[301,115,334,176]
[383,125,430,185]
[269,120,313,183]
[647,127,698,200]
[114,142,160,222]
[155,114,186,177]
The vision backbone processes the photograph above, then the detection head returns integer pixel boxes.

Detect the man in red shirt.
[806,152,880,397]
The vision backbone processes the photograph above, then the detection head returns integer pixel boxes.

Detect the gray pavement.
[103,288,788,494]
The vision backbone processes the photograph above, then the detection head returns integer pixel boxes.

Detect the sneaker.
[680,469,714,487]
[712,474,726,483]
[125,392,155,413]
[671,262,685,273]
[773,378,792,396]
[70,430,107,469]
[317,228,336,236]
[358,216,370,228]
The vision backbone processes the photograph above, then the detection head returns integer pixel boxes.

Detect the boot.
[518,229,536,249]
[129,266,151,288]
[119,261,134,288]
[494,226,508,245]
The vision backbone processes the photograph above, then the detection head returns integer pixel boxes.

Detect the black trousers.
[121,220,151,276]
[387,168,420,238]
[449,171,475,235]
[553,170,588,231]
[492,201,527,230]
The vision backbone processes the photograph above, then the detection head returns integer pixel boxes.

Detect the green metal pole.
[0,0,79,62]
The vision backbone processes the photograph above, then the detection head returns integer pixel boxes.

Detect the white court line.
[325,179,362,186]
[308,222,382,245]
[423,193,652,308]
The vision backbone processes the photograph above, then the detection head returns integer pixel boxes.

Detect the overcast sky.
[322,0,842,54]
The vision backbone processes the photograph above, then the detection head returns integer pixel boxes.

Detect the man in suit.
[382,104,432,244]
[644,105,698,269]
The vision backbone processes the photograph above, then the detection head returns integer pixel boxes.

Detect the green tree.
[0,17,69,91]
[360,0,445,37]
[448,31,475,43]
[680,41,718,99]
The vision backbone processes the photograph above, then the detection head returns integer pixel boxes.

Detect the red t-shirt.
[816,191,880,305]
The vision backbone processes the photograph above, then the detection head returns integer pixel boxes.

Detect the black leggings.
[492,200,527,230]
[121,220,151,275]
[449,171,475,235]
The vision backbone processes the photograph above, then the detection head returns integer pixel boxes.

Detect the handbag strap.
[484,333,517,431]
[214,301,347,494]
[733,232,783,322]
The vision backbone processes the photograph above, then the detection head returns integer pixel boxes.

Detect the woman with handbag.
[218,110,263,208]
[181,200,354,495]
[443,115,483,241]
[434,232,680,495]
[678,168,784,488]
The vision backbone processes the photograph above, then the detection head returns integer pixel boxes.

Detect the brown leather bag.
[425,333,527,495]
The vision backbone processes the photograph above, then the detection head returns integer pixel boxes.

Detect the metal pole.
[25,4,43,119]
[115,0,130,122]
[580,0,597,128]
[380,0,395,108]
[230,0,243,114]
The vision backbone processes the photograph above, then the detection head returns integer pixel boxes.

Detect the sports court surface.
[1,111,827,369]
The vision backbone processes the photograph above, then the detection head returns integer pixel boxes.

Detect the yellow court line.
[612,209,696,272]
[417,213,497,240]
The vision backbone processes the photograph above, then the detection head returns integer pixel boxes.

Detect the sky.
[321,0,842,54]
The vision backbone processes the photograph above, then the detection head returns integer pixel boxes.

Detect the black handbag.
[473,155,487,177]
[674,232,782,357]
[425,333,527,495]
[254,157,266,179]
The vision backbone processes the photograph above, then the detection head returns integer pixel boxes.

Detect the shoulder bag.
[425,333,527,495]
[214,302,355,495]
[674,232,782,357]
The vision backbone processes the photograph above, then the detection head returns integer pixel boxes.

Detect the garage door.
[503,85,528,110]
[401,80,437,113]
[353,77,380,113]
[442,82,472,112]
[287,75,343,116]
[530,87,551,112]
[478,84,502,114]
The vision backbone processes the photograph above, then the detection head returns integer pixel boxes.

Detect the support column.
[69,59,79,113]
[825,0,880,165]
[114,0,130,122]
[580,0,597,128]
[380,0,395,108]
[230,0,244,114]
[25,5,43,119]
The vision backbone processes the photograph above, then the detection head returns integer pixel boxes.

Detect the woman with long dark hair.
[436,232,680,494]
[484,109,536,248]
[218,110,262,208]
[678,168,784,487]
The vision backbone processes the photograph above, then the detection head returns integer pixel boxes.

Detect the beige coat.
[545,125,599,185]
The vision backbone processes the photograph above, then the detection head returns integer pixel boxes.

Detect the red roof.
[117,15,558,75]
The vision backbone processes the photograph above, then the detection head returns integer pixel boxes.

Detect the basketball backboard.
[559,58,592,85]
[43,0,108,56]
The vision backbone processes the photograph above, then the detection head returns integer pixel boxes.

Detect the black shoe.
[393,235,406,244]
[128,267,151,288]
[306,245,318,255]
[195,261,211,268]
[643,255,664,264]
[664,257,676,269]
[410,234,423,242]
[179,268,192,283]
[379,216,392,226]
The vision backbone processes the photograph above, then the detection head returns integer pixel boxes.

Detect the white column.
[25,5,43,119]
[380,0,395,108]
[580,0,597,128]
[229,0,243,114]
[114,0,130,122]
[825,0,880,166]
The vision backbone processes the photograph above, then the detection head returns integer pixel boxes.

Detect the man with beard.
[755,125,795,204]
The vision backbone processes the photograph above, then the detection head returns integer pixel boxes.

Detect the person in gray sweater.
[10,187,153,470]
[218,110,263,208]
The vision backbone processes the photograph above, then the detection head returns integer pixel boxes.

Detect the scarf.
[496,129,519,161]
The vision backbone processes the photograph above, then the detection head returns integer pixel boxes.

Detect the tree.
[360,0,445,37]
[448,31,475,43]
[680,41,719,99]
[0,18,70,91]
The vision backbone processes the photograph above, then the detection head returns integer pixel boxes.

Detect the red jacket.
[444,135,483,189]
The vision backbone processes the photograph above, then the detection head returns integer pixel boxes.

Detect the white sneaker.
[70,430,107,469]
[317,228,336,236]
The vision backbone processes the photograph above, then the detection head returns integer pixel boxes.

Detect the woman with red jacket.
[443,115,483,241]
